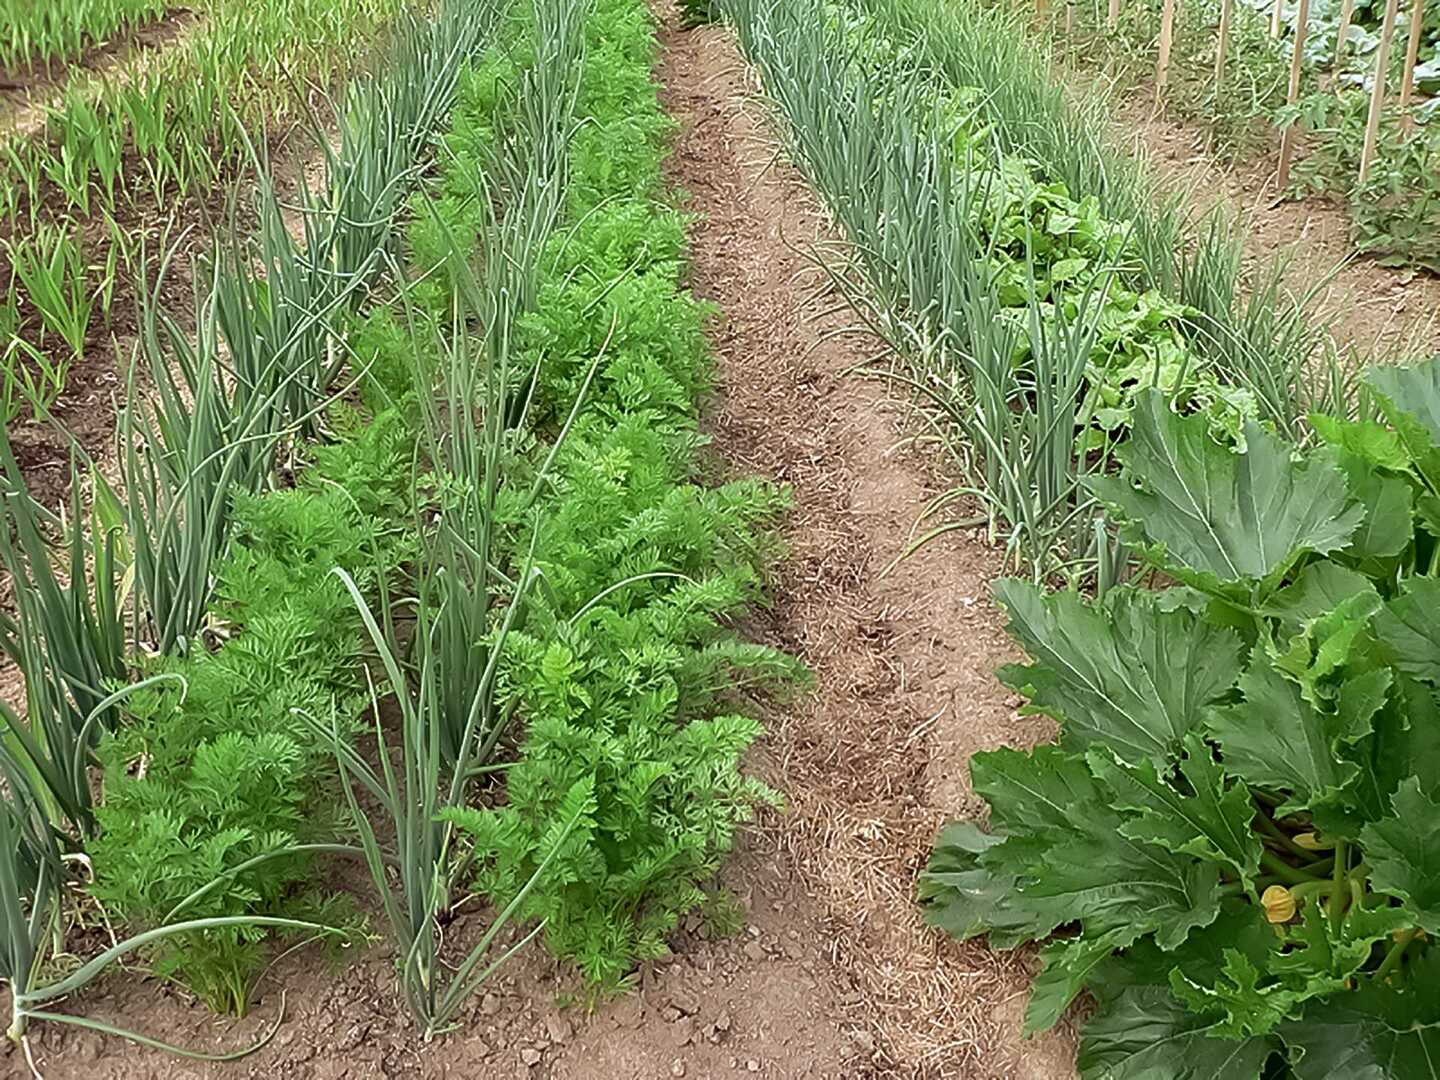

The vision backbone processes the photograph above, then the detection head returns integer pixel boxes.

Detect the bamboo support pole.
[1359,0,1401,185]
[1334,0,1355,70]
[1399,0,1425,134]
[1157,0,1177,99]
[1108,0,1120,29]
[1271,0,1284,36]
[1216,0,1235,89]
[1277,0,1311,187]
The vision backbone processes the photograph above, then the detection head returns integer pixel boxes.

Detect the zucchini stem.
[1376,928,1418,981]
[1261,851,1325,885]
[1330,841,1349,933]
[1254,810,1319,860]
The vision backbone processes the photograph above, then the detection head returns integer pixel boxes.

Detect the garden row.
[1052,0,1439,273]
[717,0,1440,1075]
[0,0,415,422]
[1,0,787,1060]
[2,0,168,72]
[727,0,1358,582]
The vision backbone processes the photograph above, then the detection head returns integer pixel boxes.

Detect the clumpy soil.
[4,9,1065,1079]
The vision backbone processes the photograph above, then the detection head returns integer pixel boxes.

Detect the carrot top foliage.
[437,0,801,993]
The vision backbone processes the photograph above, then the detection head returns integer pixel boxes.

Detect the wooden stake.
[1359,0,1401,186]
[1277,0,1311,188]
[1065,1,1075,35]
[1270,0,1284,36]
[1399,0,1426,134]
[1333,0,1355,70]
[1157,0,1177,100]
[1108,0,1120,29]
[1216,0,1235,89]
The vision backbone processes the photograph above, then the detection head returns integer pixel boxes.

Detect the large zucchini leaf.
[1088,391,1361,591]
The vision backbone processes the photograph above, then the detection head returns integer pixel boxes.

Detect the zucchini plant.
[922,358,1440,1077]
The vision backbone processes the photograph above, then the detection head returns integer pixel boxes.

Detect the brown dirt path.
[5,8,1071,1078]
[655,13,1075,1079]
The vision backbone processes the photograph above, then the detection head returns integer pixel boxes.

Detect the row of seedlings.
[366,0,801,998]
[0,0,417,420]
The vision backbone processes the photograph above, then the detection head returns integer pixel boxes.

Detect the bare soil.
[3,9,1069,1080]
[659,21,1074,1078]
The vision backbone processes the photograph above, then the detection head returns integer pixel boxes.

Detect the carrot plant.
[7,0,797,1052]
[0,432,351,1042]
[91,408,414,1015]
[923,359,1440,1079]
[1,734,337,1056]
[425,0,800,995]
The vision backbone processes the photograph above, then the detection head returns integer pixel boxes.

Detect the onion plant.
[12,0,521,988]
[0,335,69,423]
[307,0,597,1031]
[118,238,310,655]
[321,0,507,284]
[408,0,585,757]
[5,224,94,361]
[316,569,595,1038]
[0,436,127,833]
[206,0,509,438]
[2,0,413,230]
[213,167,366,438]
[0,742,63,1047]
[0,0,527,1056]
[1174,228,1345,437]
[725,0,1124,580]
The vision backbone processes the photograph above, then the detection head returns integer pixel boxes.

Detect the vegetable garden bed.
[1,0,1437,1076]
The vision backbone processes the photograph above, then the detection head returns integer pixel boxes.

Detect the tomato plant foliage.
[922,358,1440,1078]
